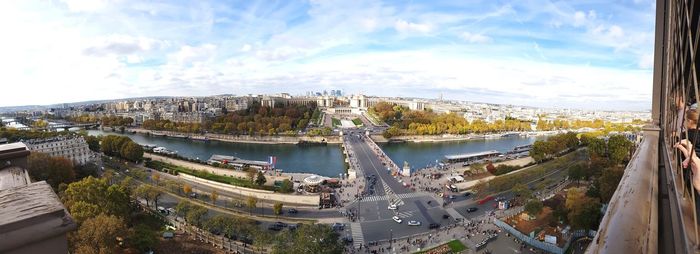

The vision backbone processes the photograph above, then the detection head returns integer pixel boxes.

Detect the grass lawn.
[331,118,341,127]
[447,240,466,252]
[145,160,276,191]
[413,239,467,254]
[352,118,363,126]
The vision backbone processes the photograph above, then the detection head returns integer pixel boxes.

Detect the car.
[408,220,421,226]
[442,214,450,219]
[449,195,455,199]
[463,192,472,197]
[288,224,299,230]
[167,208,176,214]
[267,224,282,231]
[392,216,402,223]
[466,207,479,213]
[429,223,441,229]
[189,192,197,198]
[288,208,298,214]
[332,223,345,230]
[387,204,398,210]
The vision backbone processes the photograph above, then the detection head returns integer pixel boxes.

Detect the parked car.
[392,216,403,223]
[466,207,479,213]
[408,220,421,226]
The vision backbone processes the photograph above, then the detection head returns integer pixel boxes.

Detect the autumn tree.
[279,179,294,193]
[211,190,219,204]
[247,196,258,215]
[183,183,192,196]
[63,176,131,223]
[27,152,76,190]
[273,202,283,217]
[566,187,602,229]
[71,214,127,254]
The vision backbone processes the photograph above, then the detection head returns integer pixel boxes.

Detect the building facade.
[24,135,93,165]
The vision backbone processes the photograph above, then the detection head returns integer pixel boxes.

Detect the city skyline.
[2,0,655,110]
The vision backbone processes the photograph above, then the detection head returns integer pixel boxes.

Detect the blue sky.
[0,0,655,110]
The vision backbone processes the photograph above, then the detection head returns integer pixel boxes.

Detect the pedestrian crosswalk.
[350,222,364,248]
[396,192,425,199]
[381,180,405,206]
[361,195,389,202]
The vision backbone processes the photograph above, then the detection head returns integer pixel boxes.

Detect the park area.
[414,240,466,254]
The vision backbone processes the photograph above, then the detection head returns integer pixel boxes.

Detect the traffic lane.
[146,168,341,219]
[360,205,458,242]
[355,140,409,195]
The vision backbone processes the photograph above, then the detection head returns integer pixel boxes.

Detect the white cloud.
[639,53,654,69]
[608,25,624,38]
[240,44,252,52]
[573,11,586,27]
[460,32,492,43]
[83,35,165,56]
[394,19,431,33]
[171,44,217,64]
[60,0,112,12]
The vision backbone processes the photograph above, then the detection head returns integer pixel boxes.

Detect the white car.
[408,220,421,226]
[388,204,398,210]
[392,216,402,223]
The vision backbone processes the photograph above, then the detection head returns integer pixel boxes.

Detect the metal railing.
[588,0,700,253]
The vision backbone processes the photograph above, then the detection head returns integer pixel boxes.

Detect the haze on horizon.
[1,0,655,111]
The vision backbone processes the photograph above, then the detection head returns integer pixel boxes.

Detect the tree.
[247,196,258,215]
[27,152,76,190]
[512,183,532,201]
[245,167,257,181]
[566,187,602,229]
[469,162,485,173]
[598,167,624,203]
[175,200,192,217]
[84,135,101,152]
[186,205,208,227]
[273,202,283,217]
[211,190,219,204]
[130,224,158,252]
[152,173,160,185]
[568,164,586,184]
[74,162,99,180]
[279,179,294,193]
[71,214,127,254]
[273,224,343,254]
[525,199,544,218]
[255,171,267,186]
[63,176,131,223]
[134,185,162,209]
[183,183,192,196]
[120,141,143,162]
[607,135,633,165]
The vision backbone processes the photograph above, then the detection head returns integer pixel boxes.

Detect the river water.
[88,130,540,177]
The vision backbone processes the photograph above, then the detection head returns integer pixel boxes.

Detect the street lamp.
[389,229,393,251]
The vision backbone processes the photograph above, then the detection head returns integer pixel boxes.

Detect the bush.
[492,164,522,176]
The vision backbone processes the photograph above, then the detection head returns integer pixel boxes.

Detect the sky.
[0,0,656,111]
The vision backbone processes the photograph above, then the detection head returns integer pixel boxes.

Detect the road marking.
[445,207,465,221]
[395,211,414,218]
[350,222,365,248]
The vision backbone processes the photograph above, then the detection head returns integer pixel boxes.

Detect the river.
[88,130,541,177]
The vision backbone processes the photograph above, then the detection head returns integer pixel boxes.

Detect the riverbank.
[122,128,342,144]
[371,131,561,143]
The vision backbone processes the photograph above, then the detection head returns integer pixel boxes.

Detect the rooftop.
[0,166,30,190]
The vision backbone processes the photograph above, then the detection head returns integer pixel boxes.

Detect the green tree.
[273,224,343,254]
[175,200,192,217]
[84,135,102,152]
[512,183,532,201]
[273,202,283,216]
[469,162,485,173]
[130,224,158,252]
[255,171,267,186]
[27,152,76,190]
[245,167,257,181]
[525,199,544,217]
[568,164,586,183]
[71,214,127,254]
[247,196,258,215]
[607,135,633,165]
[279,179,294,193]
[63,176,131,223]
[120,141,143,162]
[598,167,624,203]
[186,205,208,227]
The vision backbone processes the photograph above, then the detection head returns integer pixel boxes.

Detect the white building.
[24,135,94,165]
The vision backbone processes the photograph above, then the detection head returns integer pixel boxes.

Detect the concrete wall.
[179,173,320,205]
